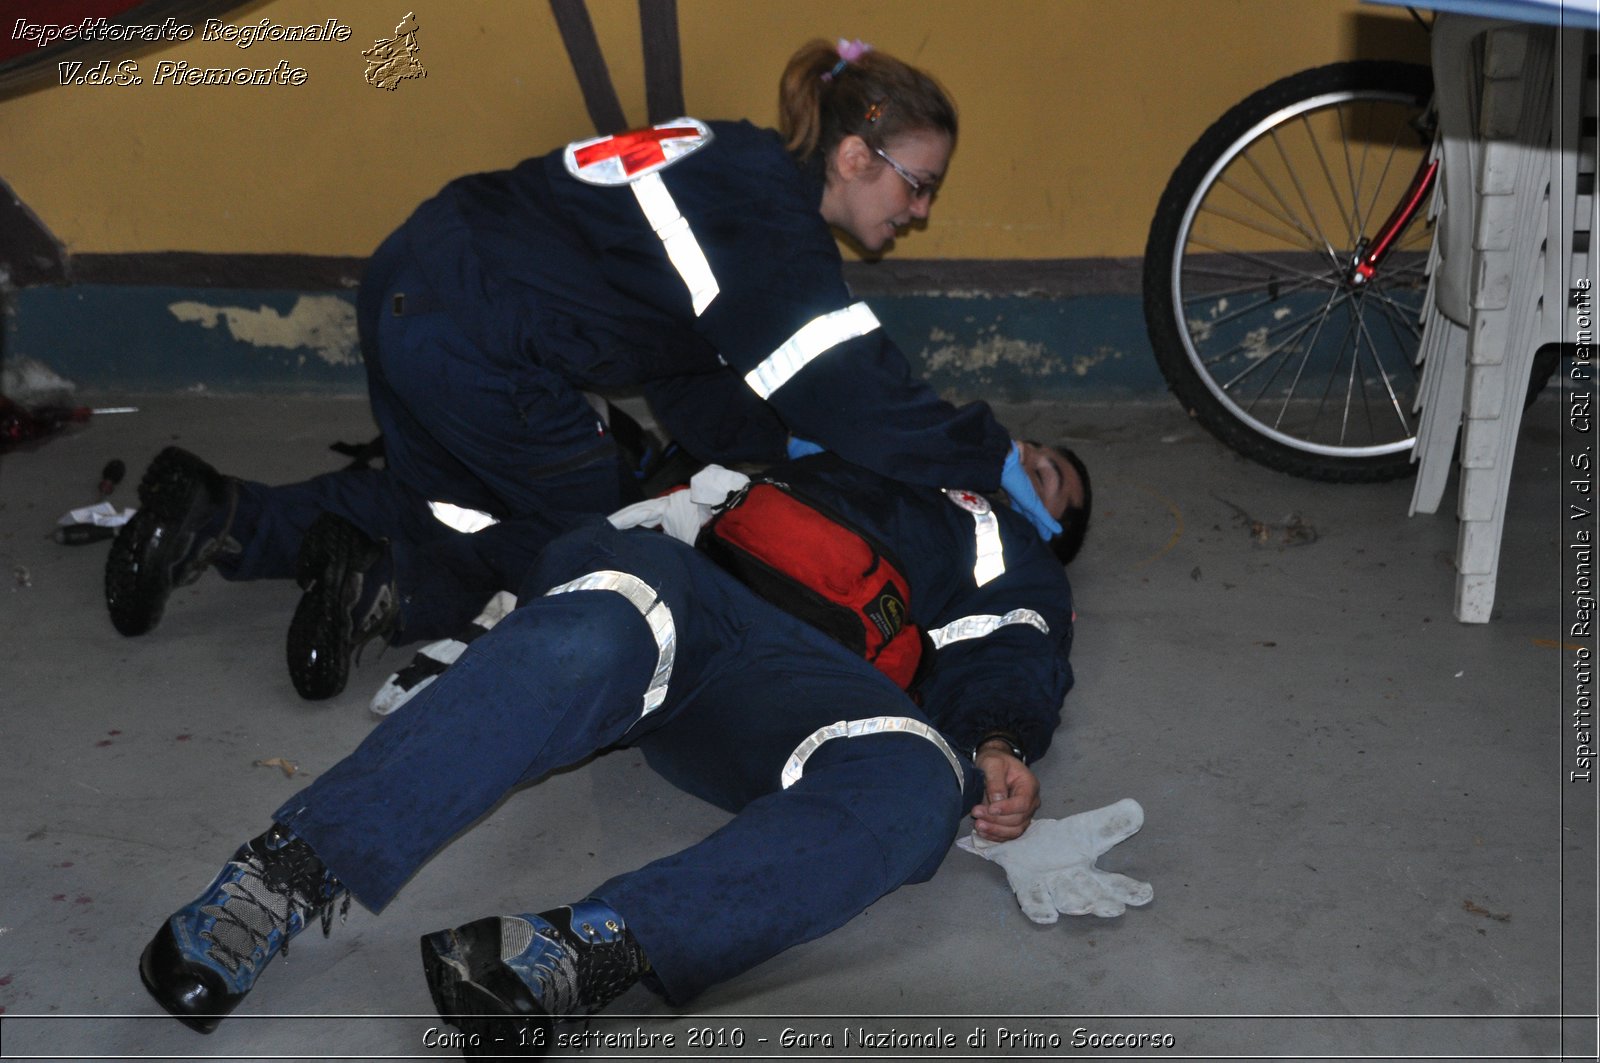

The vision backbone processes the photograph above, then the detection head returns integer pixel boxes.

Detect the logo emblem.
[564,118,714,186]
[864,582,907,640]
[363,12,425,90]
[943,488,992,516]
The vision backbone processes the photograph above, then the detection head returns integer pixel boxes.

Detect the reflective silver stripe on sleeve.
[544,570,676,717]
[743,302,881,400]
[631,172,719,316]
[780,716,964,791]
[928,609,1050,650]
[429,501,500,533]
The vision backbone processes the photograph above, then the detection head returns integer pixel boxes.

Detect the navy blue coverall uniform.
[270,453,1075,1002]
[211,119,1016,640]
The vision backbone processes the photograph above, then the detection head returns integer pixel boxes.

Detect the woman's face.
[820,129,952,254]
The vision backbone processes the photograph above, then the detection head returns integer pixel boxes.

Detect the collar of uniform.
[796,150,828,210]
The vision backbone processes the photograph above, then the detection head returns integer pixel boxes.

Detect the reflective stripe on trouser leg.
[428,500,499,533]
[781,716,965,791]
[596,708,966,1003]
[743,302,881,400]
[928,609,1049,649]
[545,570,676,717]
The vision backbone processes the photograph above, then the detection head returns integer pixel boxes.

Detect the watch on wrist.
[972,731,1027,764]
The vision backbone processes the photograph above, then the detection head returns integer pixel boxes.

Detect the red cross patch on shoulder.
[563,117,714,186]
[944,489,993,515]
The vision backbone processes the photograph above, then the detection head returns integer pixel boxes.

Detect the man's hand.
[970,742,1041,842]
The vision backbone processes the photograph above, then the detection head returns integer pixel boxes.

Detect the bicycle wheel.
[1144,61,1436,482]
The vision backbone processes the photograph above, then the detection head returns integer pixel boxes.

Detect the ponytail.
[778,38,957,165]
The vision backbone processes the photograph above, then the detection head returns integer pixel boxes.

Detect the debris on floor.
[254,757,302,778]
[1214,495,1319,548]
[1462,899,1511,922]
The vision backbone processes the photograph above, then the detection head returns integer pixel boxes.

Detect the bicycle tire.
[1144,61,1439,482]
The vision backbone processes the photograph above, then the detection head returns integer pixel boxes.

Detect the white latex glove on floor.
[957,798,1153,923]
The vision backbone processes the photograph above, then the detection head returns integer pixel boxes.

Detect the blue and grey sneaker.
[420,901,646,1057]
[105,447,239,636]
[139,824,346,1033]
[286,512,400,700]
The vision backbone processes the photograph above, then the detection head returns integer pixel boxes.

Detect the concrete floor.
[0,391,1592,1061]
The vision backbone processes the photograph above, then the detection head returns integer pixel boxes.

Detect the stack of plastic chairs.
[1410,13,1596,621]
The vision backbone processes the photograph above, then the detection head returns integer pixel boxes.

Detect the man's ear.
[832,134,875,182]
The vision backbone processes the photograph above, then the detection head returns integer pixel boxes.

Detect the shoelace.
[201,840,349,974]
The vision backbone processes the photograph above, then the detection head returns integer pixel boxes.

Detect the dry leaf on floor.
[254,757,301,778]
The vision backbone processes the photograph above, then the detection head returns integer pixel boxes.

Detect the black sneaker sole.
[138,922,238,1034]
[286,514,385,700]
[421,921,553,1058]
[105,448,228,637]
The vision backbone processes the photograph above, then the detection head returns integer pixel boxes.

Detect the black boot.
[105,447,239,636]
[139,825,346,1033]
[420,901,646,1057]
[286,513,400,700]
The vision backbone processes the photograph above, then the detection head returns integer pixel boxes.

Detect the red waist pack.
[697,481,924,689]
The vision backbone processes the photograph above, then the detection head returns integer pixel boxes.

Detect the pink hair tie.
[821,37,872,82]
[837,38,873,61]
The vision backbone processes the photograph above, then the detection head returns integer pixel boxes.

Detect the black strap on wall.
[548,0,628,135]
[0,176,68,286]
[639,0,684,123]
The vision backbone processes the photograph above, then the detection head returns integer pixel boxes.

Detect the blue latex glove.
[786,435,825,460]
[1001,442,1062,540]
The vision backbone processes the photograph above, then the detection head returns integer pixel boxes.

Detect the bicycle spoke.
[1194,197,1331,255]
[1182,234,1344,288]
[1366,284,1429,363]
[1271,127,1344,265]
[1340,104,1371,246]
[1235,153,1339,259]
[1357,115,1416,241]
[1361,283,1427,335]
[1339,299,1369,446]
[1176,266,1308,291]
[1351,294,1416,436]
[1178,273,1330,332]
[1236,293,1338,408]
[1305,300,1362,437]
[1204,286,1349,375]
[1208,287,1339,430]
[1300,113,1360,248]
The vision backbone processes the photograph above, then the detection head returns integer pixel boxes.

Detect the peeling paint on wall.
[1242,325,1273,361]
[167,295,358,366]
[921,332,1067,377]
[1072,346,1126,377]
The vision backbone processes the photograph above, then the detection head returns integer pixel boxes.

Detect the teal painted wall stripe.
[7,285,365,393]
[4,284,1167,398]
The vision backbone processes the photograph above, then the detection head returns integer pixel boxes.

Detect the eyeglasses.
[873,147,940,199]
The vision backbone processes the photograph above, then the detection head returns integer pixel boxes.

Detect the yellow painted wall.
[0,0,1427,261]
